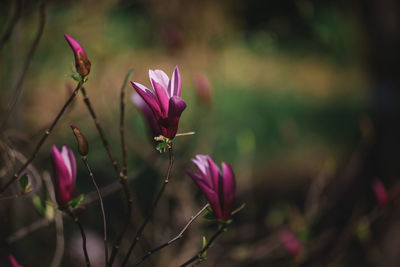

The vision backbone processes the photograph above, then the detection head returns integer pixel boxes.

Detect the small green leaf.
[231,203,246,216]
[199,236,207,261]
[66,194,85,210]
[44,202,55,221]
[203,210,217,220]
[67,72,82,82]
[19,174,29,188]
[32,196,45,216]
[154,135,172,153]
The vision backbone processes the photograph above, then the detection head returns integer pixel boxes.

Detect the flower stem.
[179,228,224,267]
[64,209,91,267]
[82,156,108,267]
[132,203,210,267]
[0,81,82,193]
[120,69,133,178]
[104,70,135,265]
[121,147,174,266]
[0,0,46,129]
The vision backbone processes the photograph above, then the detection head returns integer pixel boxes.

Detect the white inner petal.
[61,146,72,178]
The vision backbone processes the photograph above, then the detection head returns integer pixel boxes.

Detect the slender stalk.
[80,87,121,175]
[0,81,82,193]
[82,156,108,267]
[64,209,91,267]
[0,0,22,50]
[132,203,210,267]
[179,228,224,267]
[122,147,174,266]
[80,86,134,266]
[120,69,133,178]
[0,0,46,129]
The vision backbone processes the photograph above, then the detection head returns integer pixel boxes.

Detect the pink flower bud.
[8,254,20,267]
[64,34,91,77]
[70,124,89,156]
[372,179,388,206]
[51,145,77,207]
[279,229,301,258]
[187,155,236,221]
[193,72,212,105]
[131,66,186,139]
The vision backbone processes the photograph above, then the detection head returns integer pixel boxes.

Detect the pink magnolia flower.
[193,72,212,105]
[131,66,186,139]
[64,34,91,77]
[279,229,301,257]
[51,145,77,207]
[187,155,235,221]
[131,92,161,138]
[8,254,20,267]
[372,179,388,206]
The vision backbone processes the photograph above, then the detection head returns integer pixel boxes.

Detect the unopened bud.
[70,124,89,156]
[64,34,91,77]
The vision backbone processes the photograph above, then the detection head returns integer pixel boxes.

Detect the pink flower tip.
[8,254,20,267]
[279,229,301,258]
[64,34,91,77]
[372,179,388,206]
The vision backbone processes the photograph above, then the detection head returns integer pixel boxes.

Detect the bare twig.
[0,81,82,193]
[0,0,22,50]
[80,86,134,266]
[132,203,210,267]
[180,228,224,267]
[64,209,91,267]
[0,0,46,129]
[122,147,174,266]
[120,69,133,178]
[82,156,109,267]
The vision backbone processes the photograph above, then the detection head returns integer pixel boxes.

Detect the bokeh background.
[1,0,400,266]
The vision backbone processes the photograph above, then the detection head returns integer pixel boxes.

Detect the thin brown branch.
[64,209,91,267]
[133,203,210,267]
[0,0,22,50]
[0,0,46,129]
[82,156,109,267]
[0,81,82,193]
[80,86,134,266]
[180,228,224,267]
[122,147,174,266]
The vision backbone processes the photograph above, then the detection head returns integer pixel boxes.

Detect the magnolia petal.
[131,81,162,119]
[64,34,86,56]
[152,80,170,117]
[192,155,212,186]
[51,145,73,206]
[164,96,186,138]
[187,170,222,219]
[67,146,77,189]
[149,69,170,96]
[221,162,236,220]
[170,66,182,96]
[131,93,161,137]
[207,156,221,196]
[61,146,73,180]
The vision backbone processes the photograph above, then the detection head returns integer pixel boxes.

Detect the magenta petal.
[131,93,161,137]
[170,66,182,96]
[51,145,73,206]
[131,81,162,119]
[149,69,170,95]
[8,254,20,267]
[66,146,77,189]
[64,34,86,56]
[152,80,170,117]
[164,96,186,138]
[187,170,222,218]
[221,162,235,220]
[207,157,221,196]
[192,155,213,187]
